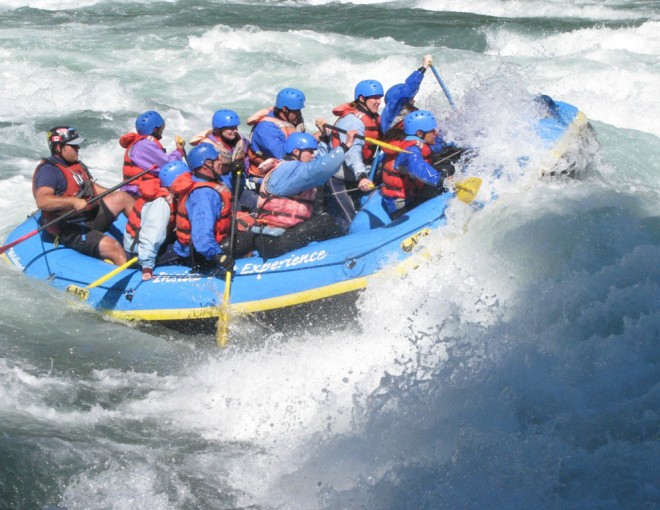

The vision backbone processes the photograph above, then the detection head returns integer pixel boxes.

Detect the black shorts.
[58,201,118,259]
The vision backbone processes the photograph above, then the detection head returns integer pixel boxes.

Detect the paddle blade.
[455,177,482,204]
[216,304,230,347]
[65,285,90,301]
[216,270,233,347]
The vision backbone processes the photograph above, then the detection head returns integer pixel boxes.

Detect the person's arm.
[186,188,224,260]
[380,55,432,132]
[395,145,441,187]
[136,197,172,270]
[269,148,348,196]
[336,115,369,181]
[268,130,357,195]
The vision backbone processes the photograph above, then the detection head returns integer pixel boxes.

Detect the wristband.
[340,143,350,152]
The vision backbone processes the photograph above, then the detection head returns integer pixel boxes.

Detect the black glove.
[231,160,244,175]
[212,253,235,271]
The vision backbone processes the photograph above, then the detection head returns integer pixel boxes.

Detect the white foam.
[414,0,652,20]
[479,21,660,137]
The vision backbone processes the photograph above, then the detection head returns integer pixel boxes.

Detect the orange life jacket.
[255,161,316,229]
[247,109,300,178]
[172,173,232,246]
[119,132,164,184]
[125,179,175,239]
[381,139,433,199]
[330,103,382,163]
[32,157,96,234]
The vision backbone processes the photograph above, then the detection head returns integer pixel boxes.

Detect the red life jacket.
[246,110,300,178]
[32,157,96,234]
[255,161,316,229]
[119,132,164,184]
[381,139,433,199]
[330,103,382,164]
[125,178,175,239]
[172,173,232,246]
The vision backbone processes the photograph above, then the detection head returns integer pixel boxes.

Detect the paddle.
[0,166,155,256]
[216,166,242,347]
[430,65,457,112]
[368,147,382,181]
[322,124,412,153]
[66,256,138,300]
[453,177,482,204]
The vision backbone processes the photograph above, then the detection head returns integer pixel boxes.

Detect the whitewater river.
[0,0,658,508]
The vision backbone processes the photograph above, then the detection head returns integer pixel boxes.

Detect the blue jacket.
[173,177,228,260]
[249,112,289,160]
[266,145,346,197]
[380,69,425,132]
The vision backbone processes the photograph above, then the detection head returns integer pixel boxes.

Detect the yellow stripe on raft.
[104,275,371,321]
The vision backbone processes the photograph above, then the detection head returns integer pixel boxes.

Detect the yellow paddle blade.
[66,256,138,300]
[216,270,233,347]
[364,136,412,154]
[454,177,482,204]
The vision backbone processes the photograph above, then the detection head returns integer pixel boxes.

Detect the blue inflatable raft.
[1,99,589,327]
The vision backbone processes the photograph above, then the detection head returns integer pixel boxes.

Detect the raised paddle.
[217,166,243,347]
[0,166,155,256]
[66,256,138,300]
[322,124,412,154]
[430,64,457,112]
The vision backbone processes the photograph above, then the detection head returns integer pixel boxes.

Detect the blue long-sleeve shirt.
[173,180,228,260]
[266,146,346,196]
[249,112,289,160]
[380,69,425,132]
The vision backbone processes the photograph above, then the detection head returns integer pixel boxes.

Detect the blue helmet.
[285,133,318,155]
[188,143,220,171]
[384,83,405,105]
[275,88,306,110]
[159,160,190,187]
[212,109,240,130]
[403,110,437,136]
[135,110,165,135]
[354,79,384,100]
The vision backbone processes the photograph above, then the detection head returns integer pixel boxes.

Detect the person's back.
[33,126,134,265]
[119,110,185,195]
